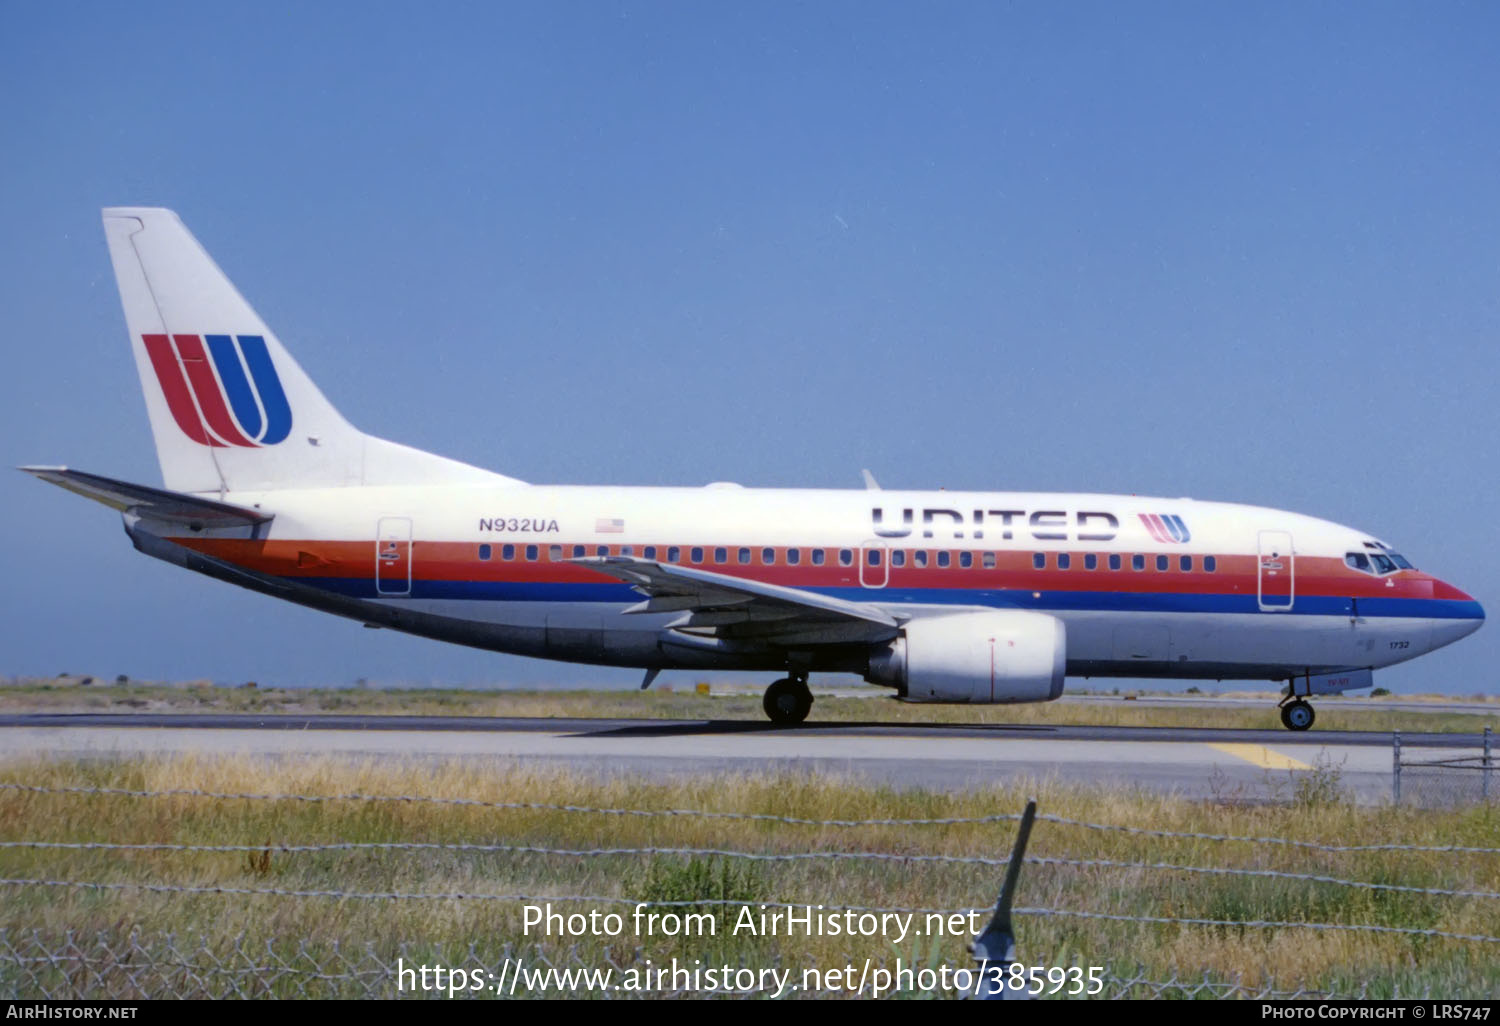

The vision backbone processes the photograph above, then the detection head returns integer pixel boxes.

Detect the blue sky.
[2,3,1497,694]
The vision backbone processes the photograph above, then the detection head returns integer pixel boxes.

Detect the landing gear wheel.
[1280,699,1315,732]
[763,678,813,726]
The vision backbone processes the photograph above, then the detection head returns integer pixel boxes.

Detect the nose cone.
[1431,578,1484,649]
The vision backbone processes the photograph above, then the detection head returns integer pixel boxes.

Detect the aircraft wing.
[20,466,272,531]
[571,555,901,646]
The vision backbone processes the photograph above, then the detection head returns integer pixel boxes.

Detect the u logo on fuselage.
[1139,513,1191,544]
[142,333,292,447]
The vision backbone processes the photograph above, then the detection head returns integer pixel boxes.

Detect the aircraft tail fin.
[101,207,520,494]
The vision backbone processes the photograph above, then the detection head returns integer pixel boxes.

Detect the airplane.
[23,208,1485,731]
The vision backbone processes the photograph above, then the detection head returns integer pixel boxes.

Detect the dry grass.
[2,680,1496,735]
[1,754,1496,997]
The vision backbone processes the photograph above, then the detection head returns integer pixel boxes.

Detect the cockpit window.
[1347,550,1411,575]
[1359,541,1417,571]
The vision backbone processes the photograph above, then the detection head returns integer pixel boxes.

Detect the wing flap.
[571,555,900,645]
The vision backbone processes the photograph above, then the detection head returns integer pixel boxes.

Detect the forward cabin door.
[1257,530,1294,611]
[375,516,413,596]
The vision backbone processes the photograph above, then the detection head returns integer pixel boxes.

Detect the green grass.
[0,755,1496,998]
[2,678,1495,735]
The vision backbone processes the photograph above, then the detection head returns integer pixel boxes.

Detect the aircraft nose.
[1430,578,1484,648]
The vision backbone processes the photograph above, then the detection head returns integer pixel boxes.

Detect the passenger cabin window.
[668,546,681,563]
[762,548,775,564]
[643,546,656,560]
[572,545,585,558]
[620,545,633,556]
[1132,554,1145,571]
[502,544,516,561]
[867,549,882,566]
[1204,556,1217,572]
[525,545,538,561]
[738,547,751,565]
[1084,553,1097,570]
[1155,554,1168,571]
[1109,554,1121,571]
[478,544,492,561]
[691,547,704,563]
[550,545,563,561]
[596,545,608,556]
[960,551,973,569]
[1057,553,1071,570]
[892,550,906,567]
[983,552,996,569]
[812,549,826,566]
[937,551,951,568]
[915,551,929,568]
[787,548,801,565]
[714,547,728,564]
[1032,553,1045,570]
[839,549,853,567]
[1179,555,1192,572]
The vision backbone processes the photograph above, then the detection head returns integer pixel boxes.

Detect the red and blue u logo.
[143,334,292,447]
[1139,513,1191,544]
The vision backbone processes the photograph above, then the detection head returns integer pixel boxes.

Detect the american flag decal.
[594,517,625,534]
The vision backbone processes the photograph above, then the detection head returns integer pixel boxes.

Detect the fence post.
[1392,731,1401,805]
[1484,726,1492,803]
[970,799,1037,1000]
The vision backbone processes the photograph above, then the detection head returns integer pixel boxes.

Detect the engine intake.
[866,610,1066,703]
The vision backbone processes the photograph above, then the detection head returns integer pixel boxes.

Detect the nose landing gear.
[1279,698,1315,731]
[763,675,814,726]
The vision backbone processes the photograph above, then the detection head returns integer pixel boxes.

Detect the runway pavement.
[0,712,1470,803]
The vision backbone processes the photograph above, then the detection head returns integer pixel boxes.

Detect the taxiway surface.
[0,712,1470,803]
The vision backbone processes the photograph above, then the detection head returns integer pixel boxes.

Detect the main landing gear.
[1278,698,1315,732]
[763,675,814,726]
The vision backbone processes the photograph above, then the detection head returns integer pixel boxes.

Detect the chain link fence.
[1393,727,1494,806]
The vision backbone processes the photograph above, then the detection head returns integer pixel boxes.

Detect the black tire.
[1282,699,1315,732]
[763,678,812,726]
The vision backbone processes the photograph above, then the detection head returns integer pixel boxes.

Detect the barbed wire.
[1013,906,1500,945]
[2,878,1496,944]
[1035,813,1500,854]
[0,878,958,913]
[4,782,1495,854]
[0,782,1021,828]
[3,839,1496,901]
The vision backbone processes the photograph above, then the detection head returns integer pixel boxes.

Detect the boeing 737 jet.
[24,208,1485,730]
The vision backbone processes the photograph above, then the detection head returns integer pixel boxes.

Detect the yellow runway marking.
[1208,743,1313,771]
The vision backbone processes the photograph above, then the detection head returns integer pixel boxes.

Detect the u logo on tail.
[142,333,292,447]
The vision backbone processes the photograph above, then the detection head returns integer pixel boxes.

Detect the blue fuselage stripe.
[293,577,1484,620]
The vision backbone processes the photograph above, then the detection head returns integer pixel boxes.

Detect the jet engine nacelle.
[865,610,1066,703]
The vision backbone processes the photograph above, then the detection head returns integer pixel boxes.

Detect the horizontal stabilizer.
[20,466,272,530]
